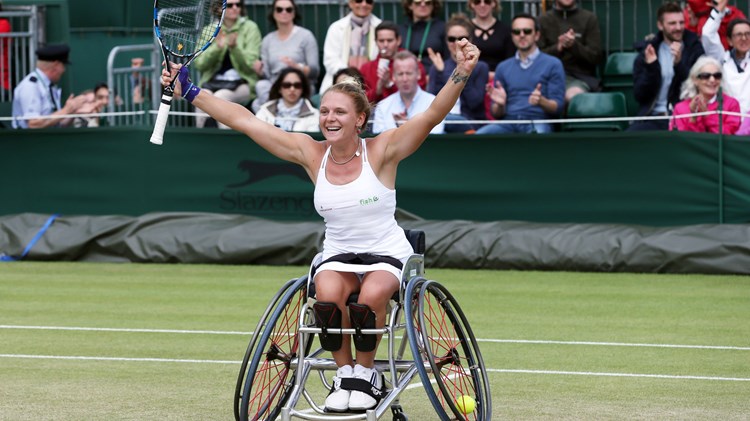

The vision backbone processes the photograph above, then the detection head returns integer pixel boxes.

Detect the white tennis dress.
[313,138,413,280]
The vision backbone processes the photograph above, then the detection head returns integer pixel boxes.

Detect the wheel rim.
[417,282,485,421]
[243,283,306,420]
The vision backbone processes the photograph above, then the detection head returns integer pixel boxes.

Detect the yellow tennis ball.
[456,395,476,414]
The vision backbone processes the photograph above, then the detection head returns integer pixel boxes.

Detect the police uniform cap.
[36,44,71,64]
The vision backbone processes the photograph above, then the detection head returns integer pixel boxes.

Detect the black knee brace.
[349,303,377,352]
[313,302,343,351]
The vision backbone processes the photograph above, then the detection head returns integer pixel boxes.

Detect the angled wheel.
[235,276,310,421]
[405,279,491,421]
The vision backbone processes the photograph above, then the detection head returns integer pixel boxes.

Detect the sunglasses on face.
[446,36,468,43]
[275,6,294,13]
[412,0,432,6]
[511,28,534,36]
[472,0,493,5]
[226,2,242,8]
[281,81,303,90]
[696,72,722,80]
[353,0,374,4]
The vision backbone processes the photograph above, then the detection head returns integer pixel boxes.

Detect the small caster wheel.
[391,404,408,421]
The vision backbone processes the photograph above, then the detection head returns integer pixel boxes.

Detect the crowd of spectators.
[9,0,750,135]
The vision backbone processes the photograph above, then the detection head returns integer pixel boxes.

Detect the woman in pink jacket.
[670,56,741,134]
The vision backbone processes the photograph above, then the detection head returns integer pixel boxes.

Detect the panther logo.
[226,159,309,188]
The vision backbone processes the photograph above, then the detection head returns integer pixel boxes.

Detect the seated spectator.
[628,1,704,131]
[685,0,745,50]
[319,0,381,94]
[372,50,445,134]
[538,0,603,103]
[475,13,565,135]
[702,0,750,115]
[73,82,110,128]
[399,0,447,74]
[192,0,261,129]
[255,67,319,132]
[468,0,515,74]
[333,66,365,86]
[670,56,741,134]
[12,44,89,129]
[253,0,319,112]
[360,21,427,104]
[427,14,489,132]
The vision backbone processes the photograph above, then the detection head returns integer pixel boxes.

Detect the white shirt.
[372,87,445,134]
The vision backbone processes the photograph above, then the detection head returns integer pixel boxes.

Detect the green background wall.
[2,128,749,227]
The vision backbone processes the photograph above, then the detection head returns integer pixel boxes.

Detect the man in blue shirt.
[12,44,87,129]
[372,50,447,134]
[476,13,566,134]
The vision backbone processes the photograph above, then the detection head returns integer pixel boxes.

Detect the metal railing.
[0,5,38,103]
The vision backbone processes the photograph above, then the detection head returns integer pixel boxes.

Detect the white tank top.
[314,139,413,261]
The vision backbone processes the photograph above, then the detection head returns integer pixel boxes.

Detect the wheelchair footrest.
[340,376,386,403]
[312,302,343,351]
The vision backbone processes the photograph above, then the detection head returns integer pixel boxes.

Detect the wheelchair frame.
[234,231,491,421]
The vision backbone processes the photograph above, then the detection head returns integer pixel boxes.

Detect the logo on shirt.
[360,196,379,206]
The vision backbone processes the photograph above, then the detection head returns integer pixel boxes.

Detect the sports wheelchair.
[234,231,491,421]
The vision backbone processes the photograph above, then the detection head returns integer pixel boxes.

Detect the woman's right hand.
[161,63,183,96]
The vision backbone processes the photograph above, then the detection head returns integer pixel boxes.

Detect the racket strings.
[157,0,218,56]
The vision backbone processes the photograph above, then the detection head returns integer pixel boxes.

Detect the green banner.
[2,128,749,226]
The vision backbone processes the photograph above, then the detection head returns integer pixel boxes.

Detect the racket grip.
[149,91,174,145]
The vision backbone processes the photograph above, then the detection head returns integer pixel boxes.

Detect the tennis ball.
[456,395,475,414]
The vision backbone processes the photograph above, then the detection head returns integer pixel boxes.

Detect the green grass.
[1,262,749,420]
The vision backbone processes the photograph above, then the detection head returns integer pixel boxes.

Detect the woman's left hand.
[454,39,480,75]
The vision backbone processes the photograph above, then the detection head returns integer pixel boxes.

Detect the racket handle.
[150,90,174,145]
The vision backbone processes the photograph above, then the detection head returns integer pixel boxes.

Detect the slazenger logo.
[226,160,308,188]
[359,196,379,205]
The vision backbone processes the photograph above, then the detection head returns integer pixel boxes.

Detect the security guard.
[11,44,87,128]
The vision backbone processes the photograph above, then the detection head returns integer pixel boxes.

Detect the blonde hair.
[323,81,372,129]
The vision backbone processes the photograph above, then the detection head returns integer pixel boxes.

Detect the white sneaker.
[348,364,384,411]
[325,365,353,412]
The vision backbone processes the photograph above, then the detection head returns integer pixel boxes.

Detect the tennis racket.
[150,0,226,145]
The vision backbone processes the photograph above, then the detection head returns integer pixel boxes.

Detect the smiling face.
[729,22,750,57]
[657,11,685,43]
[468,0,495,20]
[348,0,373,18]
[694,63,723,98]
[319,91,366,142]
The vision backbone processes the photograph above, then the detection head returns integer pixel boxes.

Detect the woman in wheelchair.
[162,38,480,414]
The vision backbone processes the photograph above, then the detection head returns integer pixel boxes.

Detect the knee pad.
[313,302,343,351]
[349,303,377,352]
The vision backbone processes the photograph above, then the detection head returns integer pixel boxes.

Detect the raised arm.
[381,39,480,162]
[702,3,727,61]
[163,65,319,176]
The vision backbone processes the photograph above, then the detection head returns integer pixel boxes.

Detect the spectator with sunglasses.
[193,0,261,129]
[669,56,741,134]
[256,67,320,132]
[538,0,603,103]
[253,0,319,113]
[702,0,750,117]
[427,14,489,132]
[467,0,514,74]
[475,13,565,135]
[319,0,382,94]
[399,0,447,74]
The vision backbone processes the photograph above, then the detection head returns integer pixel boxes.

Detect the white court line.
[0,353,748,382]
[1,325,748,351]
